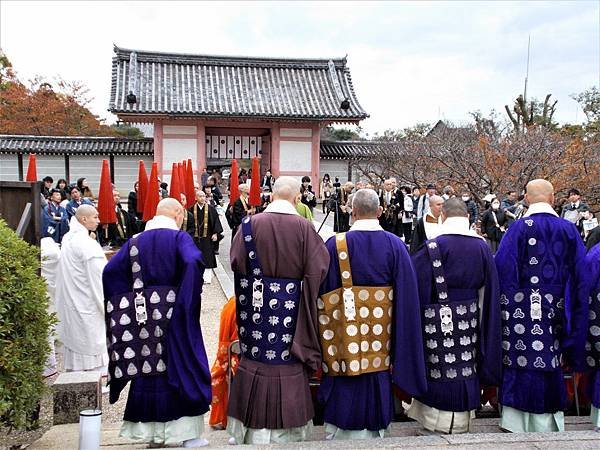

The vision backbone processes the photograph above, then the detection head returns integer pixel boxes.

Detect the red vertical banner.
[248,157,261,206]
[25,154,38,182]
[143,162,160,221]
[229,159,240,205]
[97,159,117,224]
[137,160,148,214]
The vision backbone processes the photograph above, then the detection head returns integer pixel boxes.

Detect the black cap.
[568,188,581,196]
[426,183,436,190]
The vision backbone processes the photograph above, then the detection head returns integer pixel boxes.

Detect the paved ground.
[25,416,600,449]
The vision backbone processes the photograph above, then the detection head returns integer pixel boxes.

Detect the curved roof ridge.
[113,45,347,68]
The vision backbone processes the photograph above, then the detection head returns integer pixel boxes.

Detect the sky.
[1,1,598,136]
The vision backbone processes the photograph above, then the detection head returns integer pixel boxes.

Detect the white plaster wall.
[280,128,312,138]
[0,155,19,181]
[163,138,196,170]
[37,156,67,182]
[113,155,154,197]
[280,141,312,172]
[69,156,104,194]
[319,159,349,183]
[163,125,197,135]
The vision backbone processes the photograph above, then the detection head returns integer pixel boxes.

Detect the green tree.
[320,125,362,141]
[110,124,145,138]
[571,86,600,123]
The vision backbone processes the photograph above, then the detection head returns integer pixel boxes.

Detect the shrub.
[0,219,53,429]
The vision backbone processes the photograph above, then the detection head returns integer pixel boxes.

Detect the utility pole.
[523,35,531,103]
[522,35,531,133]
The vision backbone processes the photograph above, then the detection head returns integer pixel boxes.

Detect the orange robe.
[209,297,239,428]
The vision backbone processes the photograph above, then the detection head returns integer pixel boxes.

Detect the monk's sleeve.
[563,231,590,370]
[292,225,330,372]
[495,222,521,295]
[478,246,502,386]
[393,240,427,396]
[166,233,212,406]
[102,243,134,403]
[230,224,246,274]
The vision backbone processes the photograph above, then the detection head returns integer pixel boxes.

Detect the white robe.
[55,217,108,371]
[41,237,61,376]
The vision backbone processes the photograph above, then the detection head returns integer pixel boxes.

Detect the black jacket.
[480,209,507,242]
[409,218,427,254]
[99,206,137,247]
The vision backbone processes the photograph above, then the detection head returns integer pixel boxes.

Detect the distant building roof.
[0,135,153,156]
[110,46,368,122]
[320,140,401,159]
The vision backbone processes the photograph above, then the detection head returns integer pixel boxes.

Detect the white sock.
[183,437,209,447]
[203,270,213,284]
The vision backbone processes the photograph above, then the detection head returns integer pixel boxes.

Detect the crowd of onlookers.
[37,170,600,254]
[314,174,599,253]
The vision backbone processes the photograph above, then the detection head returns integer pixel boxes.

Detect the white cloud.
[1,1,597,134]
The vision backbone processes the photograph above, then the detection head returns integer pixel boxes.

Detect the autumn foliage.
[0,52,116,136]
[352,123,600,212]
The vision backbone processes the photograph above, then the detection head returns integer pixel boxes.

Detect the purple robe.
[102,229,212,422]
[228,211,330,429]
[318,230,426,431]
[586,244,600,408]
[411,235,502,412]
[496,212,589,414]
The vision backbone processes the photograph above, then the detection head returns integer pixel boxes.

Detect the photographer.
[329,182,354,232]
[300,175,317,213]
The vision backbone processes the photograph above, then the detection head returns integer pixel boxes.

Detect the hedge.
[0,219,54,429]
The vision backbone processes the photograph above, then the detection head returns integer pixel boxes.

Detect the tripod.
[317,195,341,234]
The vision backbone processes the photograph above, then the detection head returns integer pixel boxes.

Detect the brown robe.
[228,210,330,429]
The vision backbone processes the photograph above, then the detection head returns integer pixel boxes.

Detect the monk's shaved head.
[156,197,183,216]
[272,176,301,204]
[525,179,554,205]
[76,204,100,231]
[75,204,96,219]
[156,198,184,228]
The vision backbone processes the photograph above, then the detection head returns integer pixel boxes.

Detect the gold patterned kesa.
[317,232,393,376]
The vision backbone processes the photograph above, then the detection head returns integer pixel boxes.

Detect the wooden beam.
[109,155,115,183]
[17,153,24,181]
[64,154,70,183]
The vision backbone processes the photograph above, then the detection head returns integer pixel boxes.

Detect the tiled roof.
[0,135,154,155]
[320,140,401,159]
[110,46,368,121]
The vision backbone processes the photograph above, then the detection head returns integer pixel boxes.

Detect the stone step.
[28,416,600,450]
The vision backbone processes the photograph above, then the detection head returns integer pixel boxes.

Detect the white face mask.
[462,196,470,202]
[492,203,500,210]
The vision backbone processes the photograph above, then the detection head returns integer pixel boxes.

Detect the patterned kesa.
[585,243,600,369]
[587,291,600,367]
[235,216,301,365]
[318,233,393,376]
[422,240,478,381]
[105,236,174,382]
[500,218,563,371]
